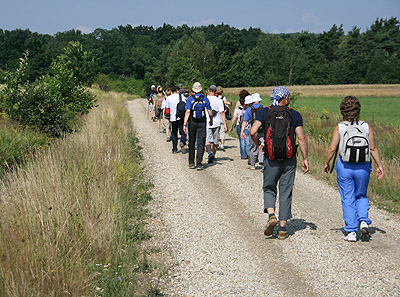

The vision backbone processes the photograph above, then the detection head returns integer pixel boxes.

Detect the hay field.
[224,84,400,97]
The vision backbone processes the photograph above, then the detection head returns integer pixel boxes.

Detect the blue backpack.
[191,95,206,119]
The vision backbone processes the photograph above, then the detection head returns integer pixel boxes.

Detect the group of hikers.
[146,82,384,242]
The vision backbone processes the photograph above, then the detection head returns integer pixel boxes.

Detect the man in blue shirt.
[240,93,266,169]
[183,82,213,170]
[250,86,309,240]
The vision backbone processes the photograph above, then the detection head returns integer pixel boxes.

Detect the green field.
[225,95,400,127]
[293,97,400,127]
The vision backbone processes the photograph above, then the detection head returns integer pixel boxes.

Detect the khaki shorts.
[219,122,226,140]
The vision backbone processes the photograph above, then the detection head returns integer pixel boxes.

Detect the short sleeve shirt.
[243,103,265,122]
[185,93,212,111]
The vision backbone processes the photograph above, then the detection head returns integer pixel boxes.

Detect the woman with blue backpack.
[323,96,384,242]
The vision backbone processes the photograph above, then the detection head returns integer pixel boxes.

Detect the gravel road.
[127,99,400,297]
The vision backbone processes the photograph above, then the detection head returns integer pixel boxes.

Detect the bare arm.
[183,110,190,135]
[295,126,309,174]
[368,125,384,179]
[208,109,213,126]
[323,125,340,174]
[240,120,248,139]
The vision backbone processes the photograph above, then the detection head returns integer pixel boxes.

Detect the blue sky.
[1,0,399,35]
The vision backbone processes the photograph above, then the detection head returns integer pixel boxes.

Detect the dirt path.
[127,99,400,297]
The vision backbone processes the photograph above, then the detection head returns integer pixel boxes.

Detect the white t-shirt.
[206,95,225,128]
[165,93,186,122]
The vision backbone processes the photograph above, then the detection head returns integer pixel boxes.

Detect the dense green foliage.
[0,42,96,136]
[1,18,399,93]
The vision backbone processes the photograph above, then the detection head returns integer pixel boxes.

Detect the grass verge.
[0,90,161,296]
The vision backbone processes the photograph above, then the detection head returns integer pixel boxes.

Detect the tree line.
[1,17,399,92]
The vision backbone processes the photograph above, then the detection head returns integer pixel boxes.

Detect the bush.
[1,44,96,137]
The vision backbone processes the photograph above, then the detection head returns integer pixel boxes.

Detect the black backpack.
[264,106,297,162]
[250,105,264,133]
[176,93,186,119]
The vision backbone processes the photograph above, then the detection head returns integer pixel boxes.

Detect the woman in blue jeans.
[323,96,384,242]
[230,90,250,159]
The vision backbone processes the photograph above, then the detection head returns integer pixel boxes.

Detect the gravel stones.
[127,99,400,297]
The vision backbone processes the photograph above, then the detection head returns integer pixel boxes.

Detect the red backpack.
[264,106,297,162]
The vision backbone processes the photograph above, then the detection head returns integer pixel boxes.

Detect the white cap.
[192,82,202,92]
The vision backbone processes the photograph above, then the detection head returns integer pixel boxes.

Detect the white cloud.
[76,25,93,34]
[301,13,321,25]
[177,20,188,26]
[194,19,216,27]
[271,29,281,34]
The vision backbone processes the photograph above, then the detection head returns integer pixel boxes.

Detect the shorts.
[206,126,220,144]
[155,108,162,119]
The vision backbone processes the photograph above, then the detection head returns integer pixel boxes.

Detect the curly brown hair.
[340,96,361,122]
[238,89,250,99]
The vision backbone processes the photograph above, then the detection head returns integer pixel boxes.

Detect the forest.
[1,17,400,93]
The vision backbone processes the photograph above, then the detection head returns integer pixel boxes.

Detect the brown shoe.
[264,216,277,236]
[277,231,288,240]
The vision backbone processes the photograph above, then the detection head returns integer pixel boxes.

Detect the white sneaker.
[360,221,371,241]
[250,165,256,170]
[344,232,357,242]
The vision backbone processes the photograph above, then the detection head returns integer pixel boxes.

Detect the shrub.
[1,44,96,137]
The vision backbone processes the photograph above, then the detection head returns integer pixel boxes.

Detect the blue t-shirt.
[256,106,303,129]
[243,103,266,122]
[185,93,212,111]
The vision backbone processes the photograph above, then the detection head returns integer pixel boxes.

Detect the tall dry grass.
[0,91,155,295]
[225,84,400,97]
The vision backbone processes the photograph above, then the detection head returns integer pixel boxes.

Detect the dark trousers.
[171,119,187,152]
[188,118,206,165]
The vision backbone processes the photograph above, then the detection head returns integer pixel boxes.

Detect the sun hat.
[244,95,253,105]
[270,86,290,106]
[157,85,163,92]
[209,85,217,92]
[251,93,262,103]
[151,85,156,89]
[192,82,202,93]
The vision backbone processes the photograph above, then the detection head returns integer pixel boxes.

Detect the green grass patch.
[293,96,400,127]
[0,116,51,175]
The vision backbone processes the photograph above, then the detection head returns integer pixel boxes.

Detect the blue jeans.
[236,125,247,158]
[244,128,250,157]
[336,157,372,232]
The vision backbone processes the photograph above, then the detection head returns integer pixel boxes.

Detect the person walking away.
[206,85,227,163]
[162,88,172,142]
[153,86,165,133]
[241,93,265,170]
[147,85,157,120]
[240,95,253,161]
[183,82,213,170]
[323,96,383,242]
[229,89,249,159]
[216,86,230,150]
[250,86,309,240]
[165,86,188,153]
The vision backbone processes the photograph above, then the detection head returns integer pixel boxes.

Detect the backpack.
[250,105,264,133]
[264,106,296,162]
[224,104,232,120]
[164,107,171,119]
[176,93,186,119]
[155,95,164,109]
[250,105,264,125]
[338,121,370,163]
[191,95,206,119]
